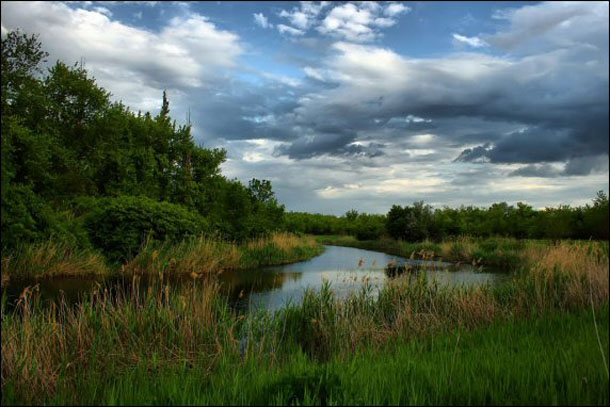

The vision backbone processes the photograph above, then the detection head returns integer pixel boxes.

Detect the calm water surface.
[2,245,509,312]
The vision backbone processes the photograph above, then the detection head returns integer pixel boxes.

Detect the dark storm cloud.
[253,2,608,166]
[563,155,609,176]
[508,164,562,178]
[454,143,492,163]
[507,155,609,178]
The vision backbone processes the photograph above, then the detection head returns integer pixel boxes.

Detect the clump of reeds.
[123,236,240,276]
[515,241,609,312]
[123,232,322,276]
[1,279,239,403]
[1,240,109,280]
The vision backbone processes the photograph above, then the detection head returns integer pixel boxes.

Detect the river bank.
[2,241,608,405]
[1,233,324,283]
[314,235,609,271]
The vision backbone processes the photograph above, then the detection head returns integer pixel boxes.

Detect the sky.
[1,1,608,214]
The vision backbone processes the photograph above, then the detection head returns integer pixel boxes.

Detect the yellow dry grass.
[2,241,108,279]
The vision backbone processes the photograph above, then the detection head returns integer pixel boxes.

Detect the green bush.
[84,195,208,262]
[1,185,91,251]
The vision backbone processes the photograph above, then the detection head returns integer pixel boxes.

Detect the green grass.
[3,304,607,405]
[314,235,608,271]
[2,241,608,405]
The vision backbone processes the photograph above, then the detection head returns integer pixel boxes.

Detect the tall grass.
[315,235,608,271]
[123,232,323,276]
[2,233,323,280]
[2,241,608,404]
[1,240,109,281]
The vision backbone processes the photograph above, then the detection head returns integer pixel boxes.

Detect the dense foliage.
[287,191,609,241]
[84,196,209,262]
[1,32,285,257]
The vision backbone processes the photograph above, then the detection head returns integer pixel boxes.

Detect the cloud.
[278,8,608,166]
[508,163,562,178]
[452,33,487,48]
[300,1,330,16]
[277,24,305,36]
[383,2,411,17]
[276,1,331,35]
[279,9,311,30]
[487,1,608,52]
[274,1,410,42]
[253,12,272,29]
[92,6,112,17]
[509,155,609,178]
[318,3,378,42]
[563,155,609,176]
[1,1,243,111]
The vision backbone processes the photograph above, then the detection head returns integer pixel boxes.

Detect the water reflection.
[2,245,509,312]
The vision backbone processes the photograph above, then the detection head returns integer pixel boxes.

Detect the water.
[2,245,509,312]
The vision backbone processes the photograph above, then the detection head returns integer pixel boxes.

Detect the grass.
[2,241,608,405]
[1,233,323,281]
[315,234,608,271]
[1,240,109,282]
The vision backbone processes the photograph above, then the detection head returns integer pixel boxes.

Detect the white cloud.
[278,1,331,31]
[318,3,377,42]
[487,1,609,51]
[300,1,330,16]
[253,12,272,29]
[277,24,305,36]
[373,17,396,28]
[279,9,310,30]
[275,1,409,42]
[1,1,243,111]
[384,3,410,17]
[452,33,488,48]
[92,6,112,17]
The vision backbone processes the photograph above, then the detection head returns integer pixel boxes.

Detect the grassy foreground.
[315,234,608,270]
[2,242,608,405]
[1,233,323,282]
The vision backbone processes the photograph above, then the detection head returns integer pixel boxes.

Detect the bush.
[84,195,208,262]
[1,185,91,251]
[355,218,385,241]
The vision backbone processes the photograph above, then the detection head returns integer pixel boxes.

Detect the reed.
[2,239,608,405]
[124,232,322,276]
[316,235,608,271]
[1,240,109,280]
[2,233,323,280]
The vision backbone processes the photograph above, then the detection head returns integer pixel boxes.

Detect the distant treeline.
[2,32,284,261]
[286,193,609,241]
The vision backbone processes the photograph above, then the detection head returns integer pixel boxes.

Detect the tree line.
[1,31,284,260]
[286,193,609,242]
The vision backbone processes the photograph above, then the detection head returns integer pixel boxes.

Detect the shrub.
[84,195,208,262]
[1,185,91,251]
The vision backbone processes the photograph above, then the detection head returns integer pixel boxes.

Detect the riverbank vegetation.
[315,235,609,270]
[2,242,608,405]
[287,192,609,242]
[2,233,322,282]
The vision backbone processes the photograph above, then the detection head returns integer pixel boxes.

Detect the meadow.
[2,241,608,405]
